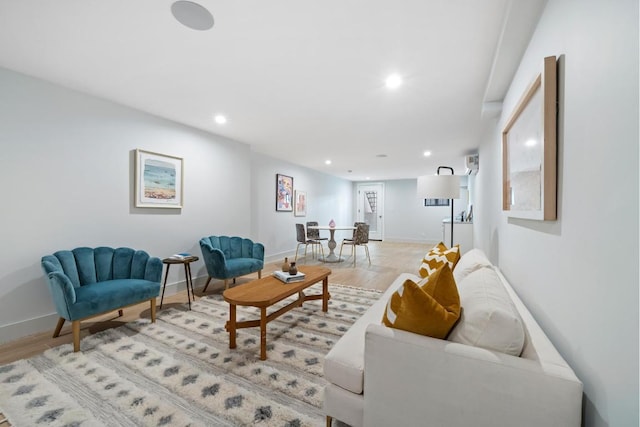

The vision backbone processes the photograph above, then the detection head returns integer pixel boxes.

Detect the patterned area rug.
[0,284,381,426]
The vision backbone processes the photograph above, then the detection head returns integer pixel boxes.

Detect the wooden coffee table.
[223,265,332,360]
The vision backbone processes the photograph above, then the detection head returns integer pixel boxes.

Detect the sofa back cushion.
[203,236,262,260]
[448,267,525,356]
[45,247,153,287]
[452,248,493,283]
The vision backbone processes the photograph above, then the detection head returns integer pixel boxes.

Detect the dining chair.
[306,221,328,258]
[343,222,366,244]
[339,223,371,266]
[295,223,325,262]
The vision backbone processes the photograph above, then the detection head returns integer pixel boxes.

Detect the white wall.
[250,152,354,261]
[475,0,639,425]
[371,178,470,243]
[0,67,358,343]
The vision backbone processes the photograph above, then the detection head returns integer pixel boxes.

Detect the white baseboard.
[0,277,205,345]
[0,312,60,345]
[379,237,438,244]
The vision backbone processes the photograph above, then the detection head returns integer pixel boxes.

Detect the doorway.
[356,183,384,240]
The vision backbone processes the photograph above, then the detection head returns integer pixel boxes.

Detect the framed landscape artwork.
[135,149,183,208]
[294,190,307,216]
[276,174,293,212]
[502,55,557,221]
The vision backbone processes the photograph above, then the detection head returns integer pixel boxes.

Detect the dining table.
[307,225,357,263]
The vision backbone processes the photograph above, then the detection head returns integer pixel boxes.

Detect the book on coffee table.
[272,270,306,283]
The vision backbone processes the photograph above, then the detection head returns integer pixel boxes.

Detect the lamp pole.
[437,166,455,248]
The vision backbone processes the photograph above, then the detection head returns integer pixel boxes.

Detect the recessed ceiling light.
[525,139,537,147]
[423,151,432,157]
[214,115,227,124]
[385,73,403,89]
[376,154,388,158]
[171,1,214,31]
[325,160,332,165]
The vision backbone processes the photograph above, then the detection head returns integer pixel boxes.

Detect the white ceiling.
[0,0,546,181]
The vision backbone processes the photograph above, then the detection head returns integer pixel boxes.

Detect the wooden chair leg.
[150,298,157,323]
[72,320,81,352]
[326,415,332,427]
[353,245,357,267]
[224,279,229,290]
[53,317,65,338]
[118,309,124,317]
[258,270,262,279]
[203,277,212,293]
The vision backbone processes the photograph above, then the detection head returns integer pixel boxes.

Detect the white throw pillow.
[448,267,525,356]
[452,248,492,284]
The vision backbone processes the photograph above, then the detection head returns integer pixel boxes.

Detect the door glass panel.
[363,190,378,233]
[357,183,383,240]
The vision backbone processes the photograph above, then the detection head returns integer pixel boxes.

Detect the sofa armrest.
[252,242,265,261]
[45,271,77,319]
[199,242,228,277]
[144,256,163,283]
[363,323,582,427]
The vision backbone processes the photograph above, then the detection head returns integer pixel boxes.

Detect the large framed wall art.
[135,149,183,208]
[502,55,557,220]
[276,173,293,212]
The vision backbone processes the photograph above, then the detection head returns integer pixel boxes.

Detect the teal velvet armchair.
[199,236,264,291]
[41,246,162,352]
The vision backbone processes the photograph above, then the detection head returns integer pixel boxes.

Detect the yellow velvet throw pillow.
[419,242,461,278]
[382,264,461,339]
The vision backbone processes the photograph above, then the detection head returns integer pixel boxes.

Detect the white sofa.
[323,249,583,427]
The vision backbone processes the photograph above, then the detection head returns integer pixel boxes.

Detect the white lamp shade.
[417,174,461,199]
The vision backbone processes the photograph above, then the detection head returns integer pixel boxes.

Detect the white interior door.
[356,183,384,240]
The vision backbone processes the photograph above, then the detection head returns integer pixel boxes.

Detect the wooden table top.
[223,265,331,307]
[162,256,199,264]
[307,225,356,230]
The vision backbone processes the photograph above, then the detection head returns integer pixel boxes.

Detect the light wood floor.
[0,240,427,366]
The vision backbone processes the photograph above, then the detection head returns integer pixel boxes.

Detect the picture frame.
[502,56,557,220]
[135,149,183,208]
[424,198,450,207]
[276,173,294,212]
[294,190,307,216]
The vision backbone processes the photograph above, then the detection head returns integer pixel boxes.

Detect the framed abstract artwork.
[135,149,183,208]
[294,190,307,216]
[276,173,293,212]
[502,55,557,220]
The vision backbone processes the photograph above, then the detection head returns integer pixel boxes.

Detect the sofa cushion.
[453,248,493,283]
[382,264,460,339]
[67,279,160,320]
[448,267,525,356]
[419,242,460,278]
[324,272,422,395]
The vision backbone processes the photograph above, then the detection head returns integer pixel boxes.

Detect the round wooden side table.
[160,255,199,310]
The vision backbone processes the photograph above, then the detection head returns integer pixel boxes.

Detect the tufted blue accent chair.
[41,246,162,352]
[199,236,264,291]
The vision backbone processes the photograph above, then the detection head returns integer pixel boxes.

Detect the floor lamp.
[417,166,460,248]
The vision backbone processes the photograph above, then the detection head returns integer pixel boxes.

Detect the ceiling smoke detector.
[171,1,214,31]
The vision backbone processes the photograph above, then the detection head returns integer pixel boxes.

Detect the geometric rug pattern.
[0,283,381,426]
